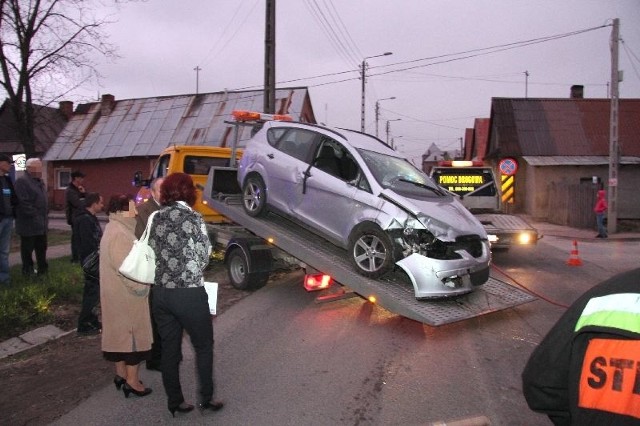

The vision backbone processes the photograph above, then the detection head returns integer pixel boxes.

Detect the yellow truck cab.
[133,145,242,223]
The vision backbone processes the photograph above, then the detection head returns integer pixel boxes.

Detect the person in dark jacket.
[76,192,104,335]
[522,267,640,425]
[0,154,18,284]
[65,171,86,262]
[134,177,164,372]
[15,158,48,276]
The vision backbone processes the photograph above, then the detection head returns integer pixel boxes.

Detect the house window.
[56,169,72,189]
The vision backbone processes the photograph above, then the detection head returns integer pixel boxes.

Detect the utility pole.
[524,70,529,98]
[194,66,201,94]
[360,52,392,132]
[264,0,276,114]
[608,18,620,234]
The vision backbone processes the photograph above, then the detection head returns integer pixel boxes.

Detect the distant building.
[0,99,70,170]
[466,87,640,227]
[43,88,315,209]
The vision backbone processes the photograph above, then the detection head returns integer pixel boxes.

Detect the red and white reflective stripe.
[232,110,292,122]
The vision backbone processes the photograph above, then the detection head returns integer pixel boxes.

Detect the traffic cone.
[566,240,583,266]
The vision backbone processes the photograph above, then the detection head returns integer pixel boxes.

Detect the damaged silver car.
[237,121,491,298]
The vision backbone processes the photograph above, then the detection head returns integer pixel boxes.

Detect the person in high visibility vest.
[522,267,640,425]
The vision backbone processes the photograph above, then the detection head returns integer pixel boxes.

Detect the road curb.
[0,325,73,359]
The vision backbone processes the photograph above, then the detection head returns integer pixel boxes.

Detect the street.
[51,234,640,425]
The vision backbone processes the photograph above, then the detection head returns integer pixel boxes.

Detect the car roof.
[266,121,404,158]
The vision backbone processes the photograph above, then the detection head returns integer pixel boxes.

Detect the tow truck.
[200,111,535,326]
[429,161,539,250]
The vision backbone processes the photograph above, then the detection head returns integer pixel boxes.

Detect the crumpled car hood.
[379,188,487,241]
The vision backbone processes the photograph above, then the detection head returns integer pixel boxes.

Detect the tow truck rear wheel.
[348,224,394,278]
[242,175,267,217]
[226,247,269,291]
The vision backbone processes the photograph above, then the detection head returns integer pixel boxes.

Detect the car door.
[294,137,362,247]
[261,127,319,214]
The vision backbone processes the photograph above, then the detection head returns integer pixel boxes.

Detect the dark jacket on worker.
[522,267,640,425]
[75,208,102,262]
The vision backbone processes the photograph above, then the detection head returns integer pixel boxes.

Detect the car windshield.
[357,149,444,198]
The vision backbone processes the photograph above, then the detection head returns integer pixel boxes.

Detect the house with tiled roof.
[43,88,315,209]
[476,88,640,227]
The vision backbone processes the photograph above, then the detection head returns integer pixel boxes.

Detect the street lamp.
[386,118,401,146]
[361,52,393,132]
[375,96,396,138]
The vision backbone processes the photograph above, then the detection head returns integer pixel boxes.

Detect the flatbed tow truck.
[202,129,535,326]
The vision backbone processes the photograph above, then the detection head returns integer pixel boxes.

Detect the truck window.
[152,154,171,179]
[183,156,229,175]
[432,168,496,196]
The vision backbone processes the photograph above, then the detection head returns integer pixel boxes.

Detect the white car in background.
[237,121,491,298]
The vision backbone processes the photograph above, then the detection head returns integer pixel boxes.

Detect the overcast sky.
[70,0,640,163]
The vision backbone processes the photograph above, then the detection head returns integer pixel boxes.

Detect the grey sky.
[71,0,640,163]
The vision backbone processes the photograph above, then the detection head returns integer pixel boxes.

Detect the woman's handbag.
[118,210,159,284]
[81,250,100,280]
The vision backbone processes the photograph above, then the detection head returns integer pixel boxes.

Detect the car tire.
[348,223,395,278]
[242,174,267,217]
[226,247,269,291]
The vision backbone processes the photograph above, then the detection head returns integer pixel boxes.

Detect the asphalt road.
[50,235,640,425]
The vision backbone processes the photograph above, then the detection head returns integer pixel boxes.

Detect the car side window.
[313,139,365,186]
[268,128,317,162]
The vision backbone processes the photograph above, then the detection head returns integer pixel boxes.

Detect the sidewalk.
[1,215,639,360]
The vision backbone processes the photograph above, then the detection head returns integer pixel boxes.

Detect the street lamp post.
[361,52,392,132]
[375,96,396,138]
[386,118,401,146]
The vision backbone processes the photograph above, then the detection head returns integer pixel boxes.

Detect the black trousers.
[20,234,48,275]
[152,286,215,409]
[148,286,162,364]
[77,273,100,329]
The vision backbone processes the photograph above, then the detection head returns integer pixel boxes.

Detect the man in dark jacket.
[65,171,86,262]
[76,192,104,335]
[522,268,640,425]
[15,158,48,276]
[0,154,18,284]
[134,177,164,371]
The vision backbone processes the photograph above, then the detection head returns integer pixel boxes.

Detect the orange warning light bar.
[232,110,293,122]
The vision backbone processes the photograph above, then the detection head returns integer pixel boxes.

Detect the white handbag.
[119,210,158,284]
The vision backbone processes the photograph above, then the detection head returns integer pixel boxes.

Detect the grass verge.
[0,256,83,341]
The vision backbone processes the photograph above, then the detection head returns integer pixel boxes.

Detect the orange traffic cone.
[566,240,583,266]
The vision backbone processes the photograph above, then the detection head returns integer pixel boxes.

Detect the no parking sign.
[498,157,518,176]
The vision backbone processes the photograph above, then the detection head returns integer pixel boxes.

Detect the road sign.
[498,158,518,176]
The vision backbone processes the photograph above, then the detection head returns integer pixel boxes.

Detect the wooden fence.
[547,181,597,229]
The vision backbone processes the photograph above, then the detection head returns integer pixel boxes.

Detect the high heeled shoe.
[168,402,194,417]
[113,375,126,390]
[122,382,152,398]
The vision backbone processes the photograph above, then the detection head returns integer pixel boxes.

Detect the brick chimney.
[101,94,115,115]
[570,85,584,99]
[58,101,74,120]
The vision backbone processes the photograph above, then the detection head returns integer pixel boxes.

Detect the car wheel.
[226,247,269,291]
[348,224,395,278]
[242,175,267,217]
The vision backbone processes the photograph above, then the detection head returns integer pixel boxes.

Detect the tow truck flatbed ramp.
[204,191,536,326]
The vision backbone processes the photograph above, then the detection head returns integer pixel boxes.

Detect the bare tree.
[0,0,117,158]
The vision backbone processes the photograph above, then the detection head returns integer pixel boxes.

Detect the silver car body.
[237,121,491,298]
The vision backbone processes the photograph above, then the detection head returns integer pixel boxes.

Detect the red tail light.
[304,274,332,291]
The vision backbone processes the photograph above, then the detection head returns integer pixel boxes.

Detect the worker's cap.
[0,154,14,164]
[71,171,85,178]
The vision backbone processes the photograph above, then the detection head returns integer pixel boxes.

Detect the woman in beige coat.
[100,195,153,398]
